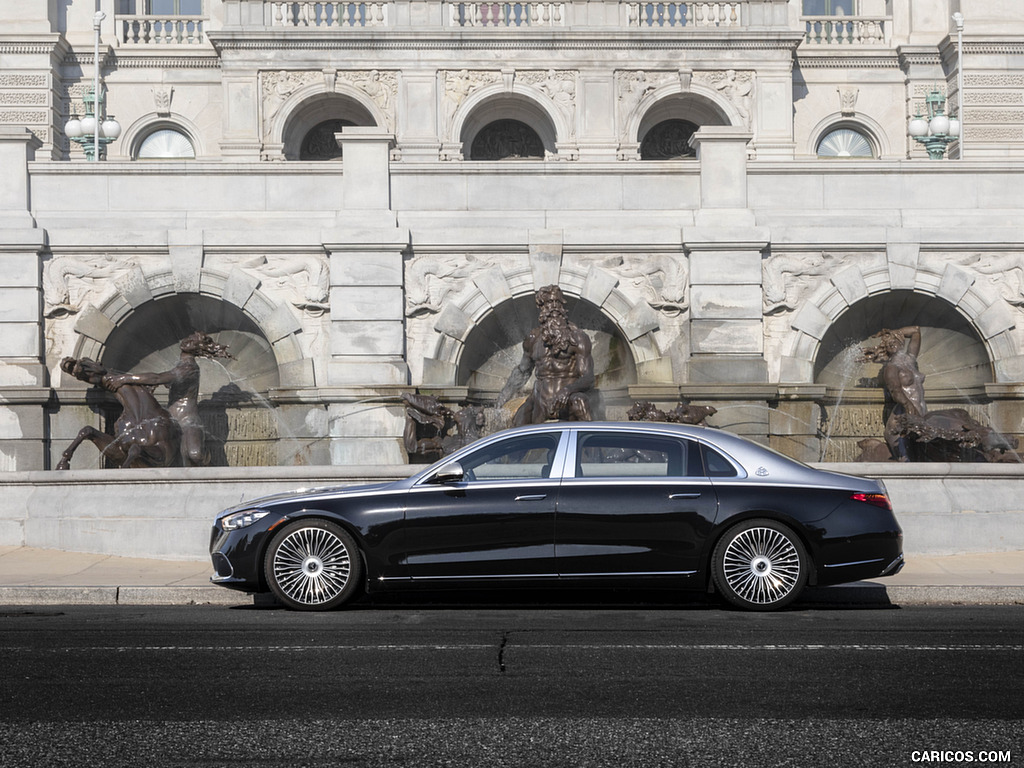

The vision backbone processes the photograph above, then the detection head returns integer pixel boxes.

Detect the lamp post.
[908,89,960,160]
[64,11,120,161]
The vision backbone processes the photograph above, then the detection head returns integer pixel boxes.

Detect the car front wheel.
[264,519,363,611]
[712,519,808,611]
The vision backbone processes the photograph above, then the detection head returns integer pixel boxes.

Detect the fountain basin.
[1,463,1021,562]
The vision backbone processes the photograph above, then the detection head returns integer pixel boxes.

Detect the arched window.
[640,119,698,160]
[136,127,196,159]
[816,126,874,158]
[300,119,354,161]
[469,119,545,160]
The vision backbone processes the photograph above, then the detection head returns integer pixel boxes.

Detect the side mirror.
[429,461,465,484]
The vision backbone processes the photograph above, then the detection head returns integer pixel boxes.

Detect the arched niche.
[637,92,731,144]
[459,93,559,157]
[456,293,637,397]
[281,93,377,160]
[814,291,993,393]
[101,293,281,395]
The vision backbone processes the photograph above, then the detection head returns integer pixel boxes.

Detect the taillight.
[851,492,892,510]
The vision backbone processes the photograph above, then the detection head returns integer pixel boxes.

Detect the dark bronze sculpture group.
[858,326,1017,462]
[402,284,718,461]
[55,287,1017,468]
[56,331,231,469]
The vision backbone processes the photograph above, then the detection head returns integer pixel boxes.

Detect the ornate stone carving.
[442,70,502,135]
[261,70,321,138]
[762,252,830,315]
[405,254,492,316]
[616,70,675,138]
[962,252,1024,308]
[43,254,137,318]
[153,85,173,115]
[696,70,753,126]
[240,254,330,312]
[838,86,858,115]
[599,254,689,316]
[520,69,577,138]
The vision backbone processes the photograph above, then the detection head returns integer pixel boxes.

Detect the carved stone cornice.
[796,53,900,70]
[208,30,806,55]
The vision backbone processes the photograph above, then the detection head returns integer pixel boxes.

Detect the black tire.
[711,518,809,611]
[264,519,363,611]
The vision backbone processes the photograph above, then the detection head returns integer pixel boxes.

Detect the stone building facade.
[2,0,1024,470]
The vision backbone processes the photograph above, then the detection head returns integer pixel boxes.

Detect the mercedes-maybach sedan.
[210,422,904,611]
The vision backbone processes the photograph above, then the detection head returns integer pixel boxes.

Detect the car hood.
[218,481,398,517]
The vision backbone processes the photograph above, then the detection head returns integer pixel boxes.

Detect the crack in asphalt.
[498,631,509,673]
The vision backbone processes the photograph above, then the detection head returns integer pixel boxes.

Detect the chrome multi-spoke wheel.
[712,519,808,611]
[264,520,362,611]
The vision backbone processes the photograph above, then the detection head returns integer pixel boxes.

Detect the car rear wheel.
[712,519,808,611]
[264,519,363,611]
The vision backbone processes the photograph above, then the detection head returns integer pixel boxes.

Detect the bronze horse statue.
[55,331,232,469]
[55,356,180,469]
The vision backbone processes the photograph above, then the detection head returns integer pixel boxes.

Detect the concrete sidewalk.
[0,546,1023,607]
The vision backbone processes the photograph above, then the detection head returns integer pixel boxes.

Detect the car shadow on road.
[238,583,899,612]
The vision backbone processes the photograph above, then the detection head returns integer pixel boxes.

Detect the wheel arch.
[258,509,373,593]
[702,511,821,591]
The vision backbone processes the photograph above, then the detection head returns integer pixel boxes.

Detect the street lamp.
[64,11,120,161]
[908,89,960,160]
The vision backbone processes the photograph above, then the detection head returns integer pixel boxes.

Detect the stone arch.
[267,83,385,161]
[780,254,1018,384]
[119,112,204,160]
[451,85,566,158]
[808,112,892,159]
[420,262,669,388]
[70,265,309,390]
[621,83,737,159]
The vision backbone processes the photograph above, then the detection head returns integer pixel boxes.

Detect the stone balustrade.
[114,2,894,40]
[448,2,565,27]
[270,1,390,27]
[116,14,206,44]
[625,2,742,28]
[803,15,890,46]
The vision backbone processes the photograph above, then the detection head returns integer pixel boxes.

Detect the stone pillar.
[689,126,754,225]
[685,127,767,384]
[322,127,407,464]
[219,73,261,158]
[0,128,48,469]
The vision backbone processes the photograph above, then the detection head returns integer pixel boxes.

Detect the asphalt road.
[1,598,1021,768]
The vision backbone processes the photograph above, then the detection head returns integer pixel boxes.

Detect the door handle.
[669,492,701,499]
[515,494,547,501]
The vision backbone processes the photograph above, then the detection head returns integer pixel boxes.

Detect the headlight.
[221,509,270,531]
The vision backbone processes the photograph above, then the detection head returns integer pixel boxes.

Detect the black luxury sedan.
[210,422,904,611]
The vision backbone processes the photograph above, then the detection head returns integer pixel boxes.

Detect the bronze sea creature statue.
[627,400,718,427]
[56,331,232,469]
[402,392,485,462]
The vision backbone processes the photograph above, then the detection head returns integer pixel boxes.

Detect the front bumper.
[209,514,284,593]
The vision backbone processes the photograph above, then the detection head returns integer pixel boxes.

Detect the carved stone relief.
[405,254,497,317]
[442,70,502,135]
[518,69,577,139]
[598,254,689,317]
[694,70,753,127]
[43,254,138,318]
[961,252,1024,308]
[261,69,398,140]
[616,71,676,138]
[153,86,173,116]
[762,251,832,315]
